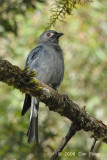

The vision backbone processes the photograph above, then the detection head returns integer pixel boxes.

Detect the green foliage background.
[0,0,107,160]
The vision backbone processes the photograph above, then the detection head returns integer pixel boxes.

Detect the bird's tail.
[27,97,39,146]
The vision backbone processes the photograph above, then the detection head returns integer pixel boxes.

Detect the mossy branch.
[0,58,107,159]
[46,0,92,29]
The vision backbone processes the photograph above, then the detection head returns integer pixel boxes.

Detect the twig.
[90,138,97,152]
[89,140,102,160]
[50,123,81,160]
[46,0,92,29]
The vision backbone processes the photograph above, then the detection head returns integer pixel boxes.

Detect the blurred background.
[0,0,107,160]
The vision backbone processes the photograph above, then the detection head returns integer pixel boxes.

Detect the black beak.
[56,32,64,38]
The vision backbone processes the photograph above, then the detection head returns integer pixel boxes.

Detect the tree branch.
[50,123,81,160]
[0,59,107,158]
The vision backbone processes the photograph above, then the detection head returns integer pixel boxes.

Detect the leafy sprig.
[46,0,92,29]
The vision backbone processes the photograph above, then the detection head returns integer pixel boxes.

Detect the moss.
[0,59,42,94]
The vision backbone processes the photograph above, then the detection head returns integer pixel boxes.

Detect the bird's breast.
[35,46,64,88]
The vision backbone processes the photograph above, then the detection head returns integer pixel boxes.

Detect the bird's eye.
[46,33,50,37]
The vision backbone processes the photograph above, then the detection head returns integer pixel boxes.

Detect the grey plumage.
[22,30,64,145]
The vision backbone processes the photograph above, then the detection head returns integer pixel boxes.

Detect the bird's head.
[38,30,63,44]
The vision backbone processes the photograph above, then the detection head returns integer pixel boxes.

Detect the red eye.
[46,33,50,37]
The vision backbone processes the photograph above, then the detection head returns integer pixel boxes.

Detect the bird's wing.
[22,46,43,116]
[24,46,43,69]
[21,94,31,116]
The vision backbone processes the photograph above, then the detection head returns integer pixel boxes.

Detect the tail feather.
[27,97,39,146]
[27,117,37,143]
[35,113,39,146]
[22,94,31,116]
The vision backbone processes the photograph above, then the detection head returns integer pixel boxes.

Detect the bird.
[21,30,64,146]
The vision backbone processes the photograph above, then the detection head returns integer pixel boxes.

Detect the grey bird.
[22,30,64,146]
